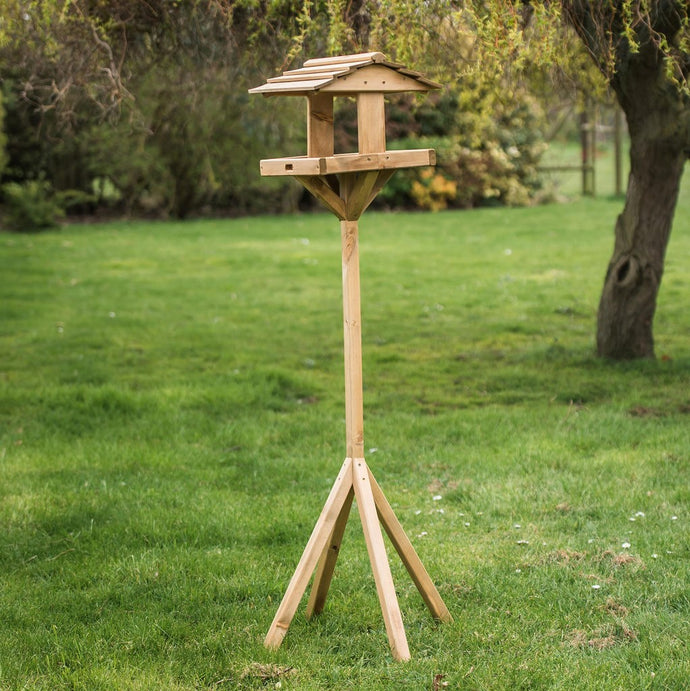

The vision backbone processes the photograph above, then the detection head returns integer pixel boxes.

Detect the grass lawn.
[1,187,689,689]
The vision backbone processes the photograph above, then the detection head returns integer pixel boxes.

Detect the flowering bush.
[379,86,546,211]
[411,169,458,211]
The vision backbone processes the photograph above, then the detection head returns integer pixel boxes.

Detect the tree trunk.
[596,132,685,359]
[594,24,689,360]
[562,1,690,359]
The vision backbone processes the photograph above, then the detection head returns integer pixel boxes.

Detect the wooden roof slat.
[267,71,346,84]
[395,67,423,78]
[249,78,333,94]
[281,65,353,77]
[401,73,440,88]
[303,52,386,67]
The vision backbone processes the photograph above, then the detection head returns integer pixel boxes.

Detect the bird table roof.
[248,52,441,96]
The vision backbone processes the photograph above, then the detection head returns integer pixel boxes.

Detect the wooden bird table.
[250,52,452,661]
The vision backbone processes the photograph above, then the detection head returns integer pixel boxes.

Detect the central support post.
[263,177,452,660]
[341,219,365,460]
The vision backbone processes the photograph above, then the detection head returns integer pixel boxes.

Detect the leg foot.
[369,470,452,623]
[306,487,354,617]
[264,458,354,649]
[353,459,410,661]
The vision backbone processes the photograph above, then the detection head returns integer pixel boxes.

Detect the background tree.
[2,1,687,359]
[449,1,690,360]
[358,1,690,360]
[561,1,690,358]
[0,0,311,217]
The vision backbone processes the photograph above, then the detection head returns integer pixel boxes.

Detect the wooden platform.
[260,149,436,176]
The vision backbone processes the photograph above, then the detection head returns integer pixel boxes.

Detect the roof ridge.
[303,52,386,67]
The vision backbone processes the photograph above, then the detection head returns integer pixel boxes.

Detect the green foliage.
[381,86,546,210]
[78,79,303,218]
[0,91,7,179]
[0,1,592,218]
[0,0,316,218]
[1,196,689,687]
[1,0,688,219]
[411,169,457,211]
[0,176,94,230]
[1,179,65,231]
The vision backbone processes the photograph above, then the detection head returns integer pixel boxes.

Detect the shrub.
[1,180,65,232]
[411,169,457,211]
[380,95,546,212]
[376,78,547,211]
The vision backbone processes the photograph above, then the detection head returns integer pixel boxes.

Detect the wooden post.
[580,109,590,196]
[308,93,334,157]
[305,487,354,617]
[341,218,409,660]
[580,102,596,197]
[341,219,365,459]
[369,471,452,623]
[357,93,386,154]
[353,458,410,661]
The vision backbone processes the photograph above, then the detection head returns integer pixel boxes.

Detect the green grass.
[1,189,689,689]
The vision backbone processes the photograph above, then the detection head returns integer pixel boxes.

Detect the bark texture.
[596,131,686,358]
[563,1,690,359]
